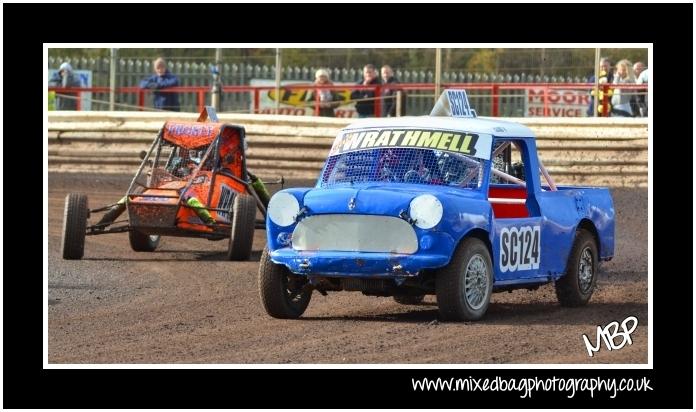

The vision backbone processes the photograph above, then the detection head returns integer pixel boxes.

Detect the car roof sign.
[430,89,477,118]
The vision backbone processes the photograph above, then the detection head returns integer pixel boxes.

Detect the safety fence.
[48,55,600,111]
[48,112,648,187]
[48,83,647,118]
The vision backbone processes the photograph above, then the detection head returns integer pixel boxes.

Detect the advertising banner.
[250,79,358,117]
[525,88,589,117]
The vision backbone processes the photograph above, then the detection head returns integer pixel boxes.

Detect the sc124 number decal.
[500,226,540,272]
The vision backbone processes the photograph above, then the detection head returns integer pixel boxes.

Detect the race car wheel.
[258,246,312,319]
[62,193,89,260]
[555,229,598,307]
[436,237,493,321]
[129,230,160,252]
[393,294,425,305]
[227,194,256,261]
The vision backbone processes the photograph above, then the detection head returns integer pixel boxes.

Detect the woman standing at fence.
[610,59,637,117]
[308,69,341,117]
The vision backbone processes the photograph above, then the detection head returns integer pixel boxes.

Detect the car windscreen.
[319,147,485,189]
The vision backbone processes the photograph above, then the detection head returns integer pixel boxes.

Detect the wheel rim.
[464,254,489,310]
[578,247,594,294]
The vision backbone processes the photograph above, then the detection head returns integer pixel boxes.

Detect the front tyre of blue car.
[258,247,312,319]
[436,237,493,321]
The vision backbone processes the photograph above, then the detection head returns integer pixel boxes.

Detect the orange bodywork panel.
[129,171,249,233]
[162,121,223,149]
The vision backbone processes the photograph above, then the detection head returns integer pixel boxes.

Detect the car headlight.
[268,192,300,227]
[409,194,443,229]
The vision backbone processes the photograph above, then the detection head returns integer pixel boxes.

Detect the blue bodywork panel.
[266,117,615,290]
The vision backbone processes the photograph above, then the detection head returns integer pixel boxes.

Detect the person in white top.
[611,59,637,117]
[633,62,648,117]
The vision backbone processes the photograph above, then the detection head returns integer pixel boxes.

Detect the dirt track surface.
[48,173,648,364]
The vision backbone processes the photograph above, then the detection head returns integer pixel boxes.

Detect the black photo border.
[4,2,692,409]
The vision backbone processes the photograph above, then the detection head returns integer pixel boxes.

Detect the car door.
[488,139,546,284]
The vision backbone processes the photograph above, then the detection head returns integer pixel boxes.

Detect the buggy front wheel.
[62,193,89,260]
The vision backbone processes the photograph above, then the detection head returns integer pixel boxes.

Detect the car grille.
[292,214,418,254]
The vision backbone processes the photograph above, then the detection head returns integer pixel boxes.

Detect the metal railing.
[48,83,648,118]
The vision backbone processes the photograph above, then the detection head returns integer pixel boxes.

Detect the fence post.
[198,90,205,114]
[109,48,117,110]
[253,88,260,114]
[543,86,549,117]
[602,84,610,117]
[138,89,145,111]
[492,83,499,117]
[396,90,402,117]
[314,85,320,116]
[374,85,382,117]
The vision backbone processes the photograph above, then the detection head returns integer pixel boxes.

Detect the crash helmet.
[437,153,465,184]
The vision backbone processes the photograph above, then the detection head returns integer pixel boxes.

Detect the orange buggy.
[61,107,277,261]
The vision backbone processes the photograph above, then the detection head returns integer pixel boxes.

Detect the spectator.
[586,57,613,116]
[611,59,637,117]
[139,58,180,111]
[633,61,646,79]
[307,69,341,117]
[350,64,381,118]
[48,62,83,110]
[380,65,406,117]
[633,62,648,117]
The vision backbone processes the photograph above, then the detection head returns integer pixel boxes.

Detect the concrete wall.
[48,112,648,187]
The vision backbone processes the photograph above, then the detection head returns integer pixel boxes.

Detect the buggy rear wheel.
[227,194,256,261]
[258,246,312,319]
[129,230,160,252]
[62,193,89,260]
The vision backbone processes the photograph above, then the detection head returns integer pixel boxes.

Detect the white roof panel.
[342,116,536,138]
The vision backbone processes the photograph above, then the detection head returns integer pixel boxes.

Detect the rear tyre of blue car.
[62,193,89,260]
[555,229,598,307]
[259,247,312,319]
[436,238,493,321]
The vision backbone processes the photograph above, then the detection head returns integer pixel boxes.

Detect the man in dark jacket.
[381,65,406,117]
[350,64,381,117]
[139,57,180,111]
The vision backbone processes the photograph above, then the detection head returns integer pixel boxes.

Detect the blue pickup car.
[259,90,615,321]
